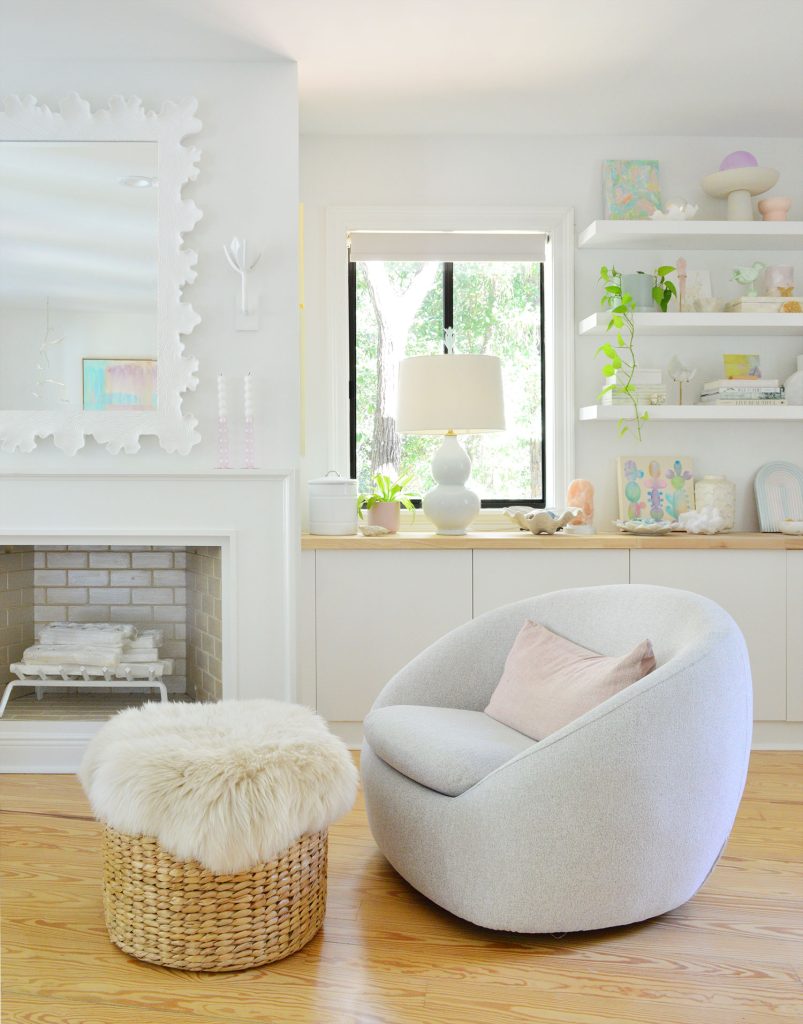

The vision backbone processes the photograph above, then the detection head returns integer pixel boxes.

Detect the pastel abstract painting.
[82,359,157,412]
[618,455,695,523]
[603,160,662,219]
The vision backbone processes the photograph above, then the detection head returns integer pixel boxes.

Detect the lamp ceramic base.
[423,434,481,535]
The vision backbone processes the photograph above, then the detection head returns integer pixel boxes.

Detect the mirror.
[0,141,158,412]
[0,95,201,454]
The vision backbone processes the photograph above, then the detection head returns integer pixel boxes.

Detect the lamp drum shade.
[396,355,505,435]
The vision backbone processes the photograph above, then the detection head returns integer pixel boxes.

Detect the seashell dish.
[614,519,675,536]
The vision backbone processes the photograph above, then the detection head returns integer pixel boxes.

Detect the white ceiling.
[1,0,802,137]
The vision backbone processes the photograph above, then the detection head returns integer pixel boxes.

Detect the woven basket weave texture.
[102,825,327,971]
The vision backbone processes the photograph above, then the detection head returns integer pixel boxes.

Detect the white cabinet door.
[630,550,787,721]
[787,552,803,722]
[473,549,630,617]
[315,550,472,724]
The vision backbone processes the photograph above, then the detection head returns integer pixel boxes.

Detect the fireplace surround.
[0,472,296,771]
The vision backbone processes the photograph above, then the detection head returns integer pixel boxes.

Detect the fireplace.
[0,473,296,771]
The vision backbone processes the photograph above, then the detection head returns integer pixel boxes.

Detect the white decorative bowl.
[779,520,803,536]
[614,519,674,536]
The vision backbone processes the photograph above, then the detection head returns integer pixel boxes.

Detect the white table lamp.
[396,354,505,535]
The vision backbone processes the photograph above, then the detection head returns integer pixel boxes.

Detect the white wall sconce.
[223,237,261,331]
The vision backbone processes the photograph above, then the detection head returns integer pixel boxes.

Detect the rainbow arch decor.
[83,359,157,412]
[617,455,695,523]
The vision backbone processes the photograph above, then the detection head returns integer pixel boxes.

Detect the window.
[348,232,546,508]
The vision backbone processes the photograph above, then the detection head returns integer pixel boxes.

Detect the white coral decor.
[679,506,726,535]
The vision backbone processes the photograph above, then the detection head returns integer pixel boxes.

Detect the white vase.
[784,355,803,405]
[694,476,736,531]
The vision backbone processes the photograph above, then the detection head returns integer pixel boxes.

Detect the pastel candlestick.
[242,372,257,469]
[677,257,687,312]
[216,373,231,470]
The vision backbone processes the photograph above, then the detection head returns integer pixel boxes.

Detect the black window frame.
[349,259,546,509]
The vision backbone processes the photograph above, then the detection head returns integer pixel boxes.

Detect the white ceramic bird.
[731,261,766,296]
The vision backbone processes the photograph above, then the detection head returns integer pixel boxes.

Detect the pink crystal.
[567,479,594,526]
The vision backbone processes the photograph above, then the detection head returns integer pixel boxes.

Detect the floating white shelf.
[579,404,803,422]
[579,311,803,337]
[577,220,803,251]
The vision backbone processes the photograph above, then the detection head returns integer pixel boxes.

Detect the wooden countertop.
[302,531,803,550]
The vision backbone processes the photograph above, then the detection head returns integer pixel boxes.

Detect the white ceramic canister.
[308,471,359,536]
[694,475,736,531]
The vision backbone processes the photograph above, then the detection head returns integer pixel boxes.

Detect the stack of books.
[699,379,786,406]
[602,368,666,406]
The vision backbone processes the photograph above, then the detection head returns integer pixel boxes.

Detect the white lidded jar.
[308,471,358,536]
[694,475,736,531]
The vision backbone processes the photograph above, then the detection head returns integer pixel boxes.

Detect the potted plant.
[621,266,677,311]
[357,472,418,534]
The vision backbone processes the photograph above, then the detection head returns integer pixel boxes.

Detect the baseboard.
[329,721,364,750]
[2,718,799,774]
[751,721,803,750]
[0,721,102,773]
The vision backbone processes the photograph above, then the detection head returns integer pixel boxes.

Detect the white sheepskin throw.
[79,699,358,874]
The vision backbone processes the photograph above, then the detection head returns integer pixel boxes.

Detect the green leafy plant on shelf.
[597,265,645,440]
[651,265,677,312]
[357,472,418,518]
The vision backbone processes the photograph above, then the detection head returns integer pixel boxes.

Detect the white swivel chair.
[361,585,752,932]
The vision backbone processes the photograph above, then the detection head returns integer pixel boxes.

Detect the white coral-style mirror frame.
[0,94,202,455]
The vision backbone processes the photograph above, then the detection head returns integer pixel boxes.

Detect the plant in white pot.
[357,473,417,534]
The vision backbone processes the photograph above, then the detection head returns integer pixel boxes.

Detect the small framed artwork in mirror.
[82,359,158,412]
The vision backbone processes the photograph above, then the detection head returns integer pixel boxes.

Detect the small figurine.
[731,262,766,297]
[668,355,697,405]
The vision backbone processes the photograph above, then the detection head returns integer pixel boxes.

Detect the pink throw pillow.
[485,621,656,741]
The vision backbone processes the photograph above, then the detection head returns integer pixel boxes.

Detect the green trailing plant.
[598,265,647,440]
[357,472,418,518]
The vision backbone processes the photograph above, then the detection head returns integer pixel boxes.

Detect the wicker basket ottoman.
[80,700,357,971]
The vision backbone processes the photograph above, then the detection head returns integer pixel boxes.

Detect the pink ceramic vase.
[757,197,792,222]
[367,502,401,533]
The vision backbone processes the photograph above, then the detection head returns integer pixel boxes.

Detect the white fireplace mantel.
[0,471,297,771]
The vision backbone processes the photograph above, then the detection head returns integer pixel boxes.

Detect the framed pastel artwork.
[83,358,157,412]
[603,160,662,220]
[723,354,761,380]
[618,455,695,523]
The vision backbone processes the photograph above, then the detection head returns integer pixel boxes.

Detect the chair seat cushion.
[363,705,535,797]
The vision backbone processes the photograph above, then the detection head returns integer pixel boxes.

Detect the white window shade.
[348,230,547,263]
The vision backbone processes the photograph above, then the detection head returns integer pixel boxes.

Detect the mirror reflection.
[0,141,158,411]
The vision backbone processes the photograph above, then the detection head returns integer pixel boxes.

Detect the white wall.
[0,60,299,472]
[300,134,803,529]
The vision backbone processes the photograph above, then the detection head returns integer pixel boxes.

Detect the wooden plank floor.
[1,752,801,1024]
